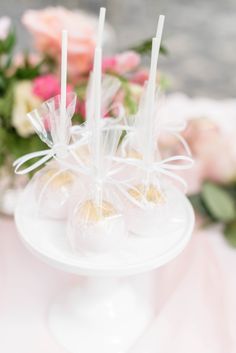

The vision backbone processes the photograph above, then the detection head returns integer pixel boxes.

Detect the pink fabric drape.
[0,218,236,353]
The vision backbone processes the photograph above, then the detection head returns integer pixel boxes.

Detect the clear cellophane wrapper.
[25,92,78,219]
[67,122,128,254]
[122,169,170,237]
[117,86,193,237]
[29,160,78,220]
[28,92,77,147]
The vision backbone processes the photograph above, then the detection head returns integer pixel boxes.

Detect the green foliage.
[202,182,236,222]
[189,181,236,247]
[188,193,213,221]
[0,83,14,126]
[73,113,85,125]
[0,30,15,55]
[0,27,55,171]
[14,54,49,80]
[0,126,46,170]
[224,221,236,247]
[124,90,137,115]
[131,39,168,56]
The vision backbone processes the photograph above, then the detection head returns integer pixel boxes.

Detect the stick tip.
[159,14,165,22]
[97,7,106,48]
[156,15,165,37]
[62,29,68,36]
[100,7,106,16]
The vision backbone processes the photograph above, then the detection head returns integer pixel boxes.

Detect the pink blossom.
[0,16,11,41]
[102,51,140,75]
[131,68,149,85]
[159,117,236,192]
[32,74,72,101]
[22,7,99,76]
[182,118,236,184]
[13,52,41,68]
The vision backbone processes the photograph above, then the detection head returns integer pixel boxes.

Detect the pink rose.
[32,74,72,100]
[182,118,236,184]
[131,68,149,85]
[102,51,140,75]
[22,7,100,76]
[159,117,236,192]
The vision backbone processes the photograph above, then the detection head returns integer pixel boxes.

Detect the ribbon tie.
[112,154,194,191]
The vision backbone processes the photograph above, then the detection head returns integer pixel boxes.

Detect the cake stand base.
[48,276,154,353]
[15,184,194,353]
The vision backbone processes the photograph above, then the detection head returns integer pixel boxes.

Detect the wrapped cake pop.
[13,31,81,219]
[71,73,124,161]
[67,178,126,255]
[67,8,127,255]
[119,16,194,237]
[13,90,79,219]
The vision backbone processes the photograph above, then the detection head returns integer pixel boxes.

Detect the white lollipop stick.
[93,47,102,173]
[97,7,106,48]
[155,15,165,52]
[147,15,165,105]
[90,7,106,127]
[60,30,68,138]
[92,8,106,205]
[144,15,165,166]
[89,7,106,124]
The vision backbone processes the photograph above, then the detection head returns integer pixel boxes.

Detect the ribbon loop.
[13,149,53,175]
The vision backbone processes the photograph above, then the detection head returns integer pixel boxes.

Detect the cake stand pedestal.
[15,185,194,353]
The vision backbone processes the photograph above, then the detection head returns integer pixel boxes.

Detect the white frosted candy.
[125,183,170,237]
[67,199,127,254]
[34,164,77,220]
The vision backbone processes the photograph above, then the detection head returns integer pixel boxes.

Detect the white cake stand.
[15,184,194,353]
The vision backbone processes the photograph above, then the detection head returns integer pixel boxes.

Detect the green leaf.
[0,83,14,123]
[224,221,236,247]
[14,54,50,80]
[0,74,7,92]
[189,193,209,216]
[130,39,168,56]
[202,182,236,222]
[188,193,216,226]
[0,30,16,54]
[73,113,85,125]
[124,92,138,115]
[15,66,41,80]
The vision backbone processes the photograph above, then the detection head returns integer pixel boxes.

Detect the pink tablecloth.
[0,217,236,353]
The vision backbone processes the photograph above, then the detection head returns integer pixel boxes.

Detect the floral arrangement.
[187,119,236,247]
[0,7,167,173]
[159,95,236,247]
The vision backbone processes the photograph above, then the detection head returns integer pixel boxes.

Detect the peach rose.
[22,7,107,77]
[158,95,236,192]
[182,118,236,184]
[102,51,140,75]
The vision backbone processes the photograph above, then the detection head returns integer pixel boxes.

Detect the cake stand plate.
[15,184,194,353]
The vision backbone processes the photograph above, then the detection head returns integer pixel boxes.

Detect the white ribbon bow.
[112,154,194,191]
[13,134,89,175]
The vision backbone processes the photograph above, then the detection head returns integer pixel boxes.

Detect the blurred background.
[0,0,235,97]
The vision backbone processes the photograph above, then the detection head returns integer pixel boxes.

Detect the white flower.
[0,16,11,41]
[12,81,41,137]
